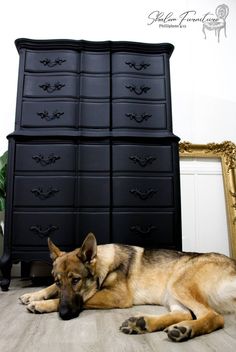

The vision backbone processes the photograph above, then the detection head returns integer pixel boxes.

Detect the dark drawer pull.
[31,186,59,200]
[125,112,152,123]
[129,155,156,167]
[40,57,66,67]
[37,110,64,121]
[125,85,150,95]
[32,153,61,166]
[130,225,157,235]
[30,225,58,238]
[129,188,157,200]
[125,61,150,71]
[39,81,65,93]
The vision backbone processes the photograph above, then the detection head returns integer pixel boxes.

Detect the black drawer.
[80,101,109,128]
[81,52,110,73]
[113,177,173,207]
[112,53,164,75]
[78,144,109,171]
[76,212,110,245]
[113,145,172,172]
[15,144,76,171]
[78,177,110,207]
[14,176,75,207]
[24,74,79,98]
[112,212,174,247]
[25,50,79,72]
[112,102,167,129]
[12,212,75,246]
[112,76,166,100]
[80,74,110,98]
[21,101,78,127]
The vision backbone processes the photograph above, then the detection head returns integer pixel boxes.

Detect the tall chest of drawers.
[0,39,181,290]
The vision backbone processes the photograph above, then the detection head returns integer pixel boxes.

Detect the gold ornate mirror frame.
[179,141,236,258]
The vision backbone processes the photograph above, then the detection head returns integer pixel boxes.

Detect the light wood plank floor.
[1,279,236,352]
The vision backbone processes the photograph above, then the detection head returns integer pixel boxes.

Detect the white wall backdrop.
[0,0,235,255]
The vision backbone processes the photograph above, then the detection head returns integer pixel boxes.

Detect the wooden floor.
[1,279,236,352]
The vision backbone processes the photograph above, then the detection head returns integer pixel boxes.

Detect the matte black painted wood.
[0,39,182,291]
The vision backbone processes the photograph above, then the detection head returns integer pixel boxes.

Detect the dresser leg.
[0,253,12,291]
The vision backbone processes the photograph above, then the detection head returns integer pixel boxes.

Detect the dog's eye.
[55,280,61,287]
[71,278,81,286]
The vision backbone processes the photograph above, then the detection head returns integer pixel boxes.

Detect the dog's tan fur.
[20,233,236,342]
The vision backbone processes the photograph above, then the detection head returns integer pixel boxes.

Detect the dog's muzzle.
[59,294,83,320]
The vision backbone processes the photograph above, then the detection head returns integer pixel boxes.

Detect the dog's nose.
[59,305,80,320]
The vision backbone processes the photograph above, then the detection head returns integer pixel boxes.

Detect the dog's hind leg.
[120,302,193,335]
[19,283,58,305]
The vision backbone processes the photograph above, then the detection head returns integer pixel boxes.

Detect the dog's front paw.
[27,301,47,314]
[19,293,35,305]
[120,316,148,334]
[164,324,192,342]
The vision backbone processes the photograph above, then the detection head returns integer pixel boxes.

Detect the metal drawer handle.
[125,85,150,95]
[129,155,156,167]
[125,61,150,71]
[40,57,66,67]
[125,112,152,123]
[31,186,59,200]
[39,81,65,93]
[130,225,157,235]
[129,188,157,200]
[37,110,64,121]
[30,225,58,238]
[32,154,61,166]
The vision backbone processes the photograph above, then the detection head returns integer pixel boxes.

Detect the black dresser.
[0,39,181,291]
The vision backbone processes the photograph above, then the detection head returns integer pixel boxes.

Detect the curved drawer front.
[12,212,75,246]
[14,176,75,207]
[15,144,76,171]
[24,74,79,98]
[21,101,78,127]
[78,144,109,171]
[112,53,164,75]
[113,177,173,207]
[112,102,167,129]
[112,76,165,100]
[80,75,110,98]
[80,101,109,128]
[113,145,172,172]
[25,50,79,72]
[112,212,174,247]
[81,52,110,73]
[76,212,110,245]
[78,177,110,207]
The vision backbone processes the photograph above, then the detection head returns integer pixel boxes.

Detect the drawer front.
[25,50,79,72]
[80,75,110,98]
[78,145,109,171]
[15,144,76,171]
[112,53,164,75]
[112,102,167,129]
[78,177,110,207]
[80,101,109,128]
[23,75,78,98]
[14,176,75,207]
[112,76,165,100]
[12,212,75,246]
[81,52,110,73]
[21,101,78,127]
[76,212,110,245]
[113,145,172,172]
[112,212,174,247]
[113,177,173,207]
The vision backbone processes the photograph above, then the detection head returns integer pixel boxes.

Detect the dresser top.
[15,38,174,56]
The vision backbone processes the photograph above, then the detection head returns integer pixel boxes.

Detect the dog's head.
[48,233,98,320]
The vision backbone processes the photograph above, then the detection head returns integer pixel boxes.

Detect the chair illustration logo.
[203,4,229,42]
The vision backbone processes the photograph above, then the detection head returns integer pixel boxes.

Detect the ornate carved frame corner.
[179,141,236,259]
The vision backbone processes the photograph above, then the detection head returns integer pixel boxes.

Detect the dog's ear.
[48,238,62,261]
[79,232,97,263]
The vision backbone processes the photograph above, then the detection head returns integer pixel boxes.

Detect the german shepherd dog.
[20,233,236,342]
